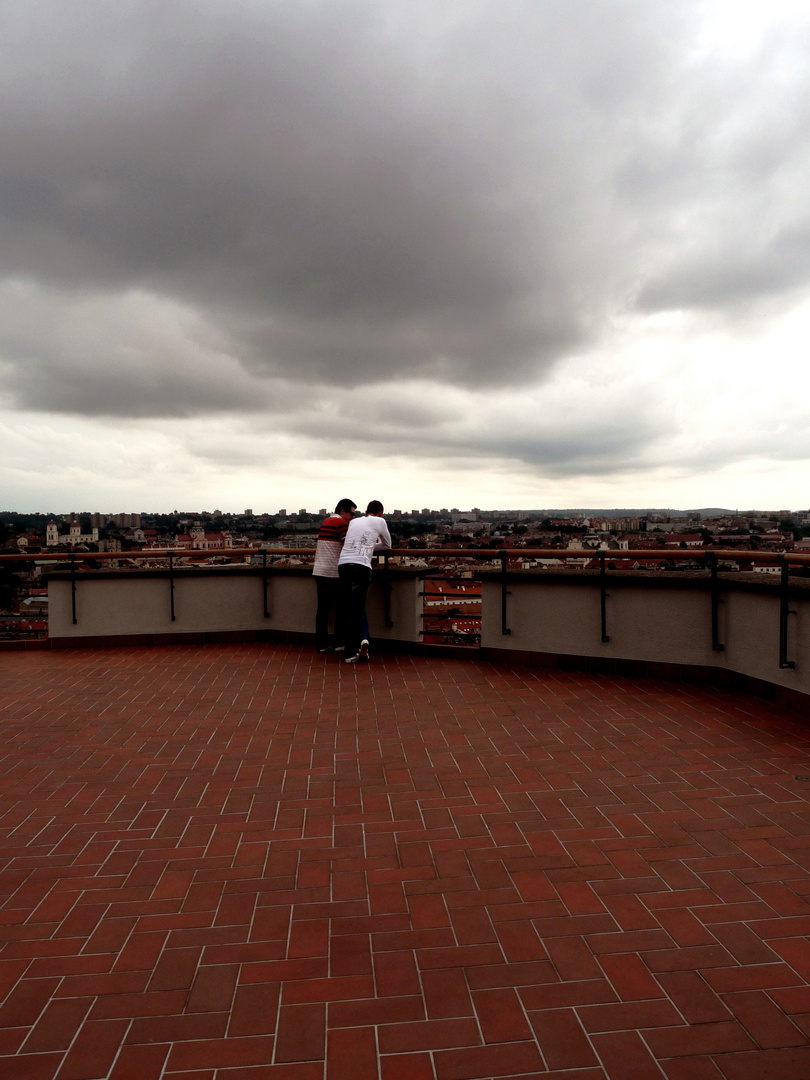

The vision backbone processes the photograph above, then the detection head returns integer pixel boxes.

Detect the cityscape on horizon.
[6,501,810,647]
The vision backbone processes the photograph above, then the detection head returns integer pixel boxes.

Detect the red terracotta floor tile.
[433,1039,544,1080]
[529,1006,599,1070]
[274,1003,326,1063]
[55,1018,130,1080]
[472,986,532,1043]
[380,1050,435,1080]
[1,1051,63,1080]
[2,644,810,1080]
[108,1042,169,1080]
[20,997,94,1053]
[326,1026,377,1080]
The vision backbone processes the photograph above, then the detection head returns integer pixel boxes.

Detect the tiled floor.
[1,645,810,1080]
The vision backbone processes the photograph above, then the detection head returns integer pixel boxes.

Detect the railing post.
[779,556,795,669]
[70,551,77,625]
[500,550,511,635]
[599,551,610,643]
[169,551,176,622]
[383,552,393,628]
[262,550,270,618]
[709,551,723,651]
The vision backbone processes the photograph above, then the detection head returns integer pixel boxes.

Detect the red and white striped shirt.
[312,514,350,577]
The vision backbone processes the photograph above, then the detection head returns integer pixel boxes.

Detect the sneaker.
[334,645,345,653]
[358,639,370,661]
[317,646,333,654]
[345,648,368,664]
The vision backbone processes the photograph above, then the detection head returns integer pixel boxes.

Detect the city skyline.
[2,1,810,513]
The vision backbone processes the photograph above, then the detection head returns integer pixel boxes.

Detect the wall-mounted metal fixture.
[709,552,724,652]
[70,551,77,624]
[168,551,176,621]
[262,551,270,619]
[779,557,795,669]
[599,552,610,643]
[500,551,511,636]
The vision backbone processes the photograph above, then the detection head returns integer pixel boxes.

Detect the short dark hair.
[334,498,356,514]
[366,500,384,514]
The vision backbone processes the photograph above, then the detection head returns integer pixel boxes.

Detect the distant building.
[14,532,44,551]
[174,522,234,550]
[660,534,705,548]
[46,520,99,547]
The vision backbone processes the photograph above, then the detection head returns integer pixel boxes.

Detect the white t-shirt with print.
[337,515,392,569]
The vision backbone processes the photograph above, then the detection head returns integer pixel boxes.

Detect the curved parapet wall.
[479,570,809,706]
[46,566,424,648]
[41,563,810,708]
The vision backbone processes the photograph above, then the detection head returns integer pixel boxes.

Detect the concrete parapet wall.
[48,567,423,645]
[46,565,810,705]
[480,572,809,700]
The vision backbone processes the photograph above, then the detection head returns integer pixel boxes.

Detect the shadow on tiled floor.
[1,643,809,1079]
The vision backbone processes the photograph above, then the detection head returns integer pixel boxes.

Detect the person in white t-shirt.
[337,500,392,663]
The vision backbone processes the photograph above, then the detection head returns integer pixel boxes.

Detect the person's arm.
[373,520,392,552]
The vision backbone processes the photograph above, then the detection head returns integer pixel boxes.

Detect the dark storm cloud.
[0,284,267,417]
[0,0,680,401]
[0,0,809,438]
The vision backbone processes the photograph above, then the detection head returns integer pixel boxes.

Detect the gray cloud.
[1,0,810,500]
[639,220,810,312]
[0,284,266,417]
[0,0,692,398]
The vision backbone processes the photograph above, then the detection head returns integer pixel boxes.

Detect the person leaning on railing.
[337,500,392,663]
[312,498,357,653]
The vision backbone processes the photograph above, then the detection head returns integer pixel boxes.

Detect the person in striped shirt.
[313,498,356,652]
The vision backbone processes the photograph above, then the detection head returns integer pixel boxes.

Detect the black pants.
[314,576,345,650]
[337,563,371,658]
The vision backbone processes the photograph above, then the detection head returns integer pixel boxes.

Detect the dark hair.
[366,500,384,514]
[334,498,356,514]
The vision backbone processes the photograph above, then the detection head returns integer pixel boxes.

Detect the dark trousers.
[338,563,371,658]
[314,575,345,650]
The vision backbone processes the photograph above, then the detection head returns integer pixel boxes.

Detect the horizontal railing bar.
[3,546,810,566]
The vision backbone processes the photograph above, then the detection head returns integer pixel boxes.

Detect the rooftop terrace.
[2,643,810,1079]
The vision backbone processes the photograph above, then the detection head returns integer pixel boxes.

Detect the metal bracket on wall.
[500,550,511,635]
[383,552,393,628]
[709,552,724,651]
[262,550,270,618]
[169,551,176,622]
[70,551,78,625]
[779,557,796,669]
[599,552,610,643]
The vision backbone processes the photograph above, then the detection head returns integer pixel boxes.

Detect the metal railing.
[2,545,807,667]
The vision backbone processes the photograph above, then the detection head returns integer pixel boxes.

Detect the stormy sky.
[2,0,810,513]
